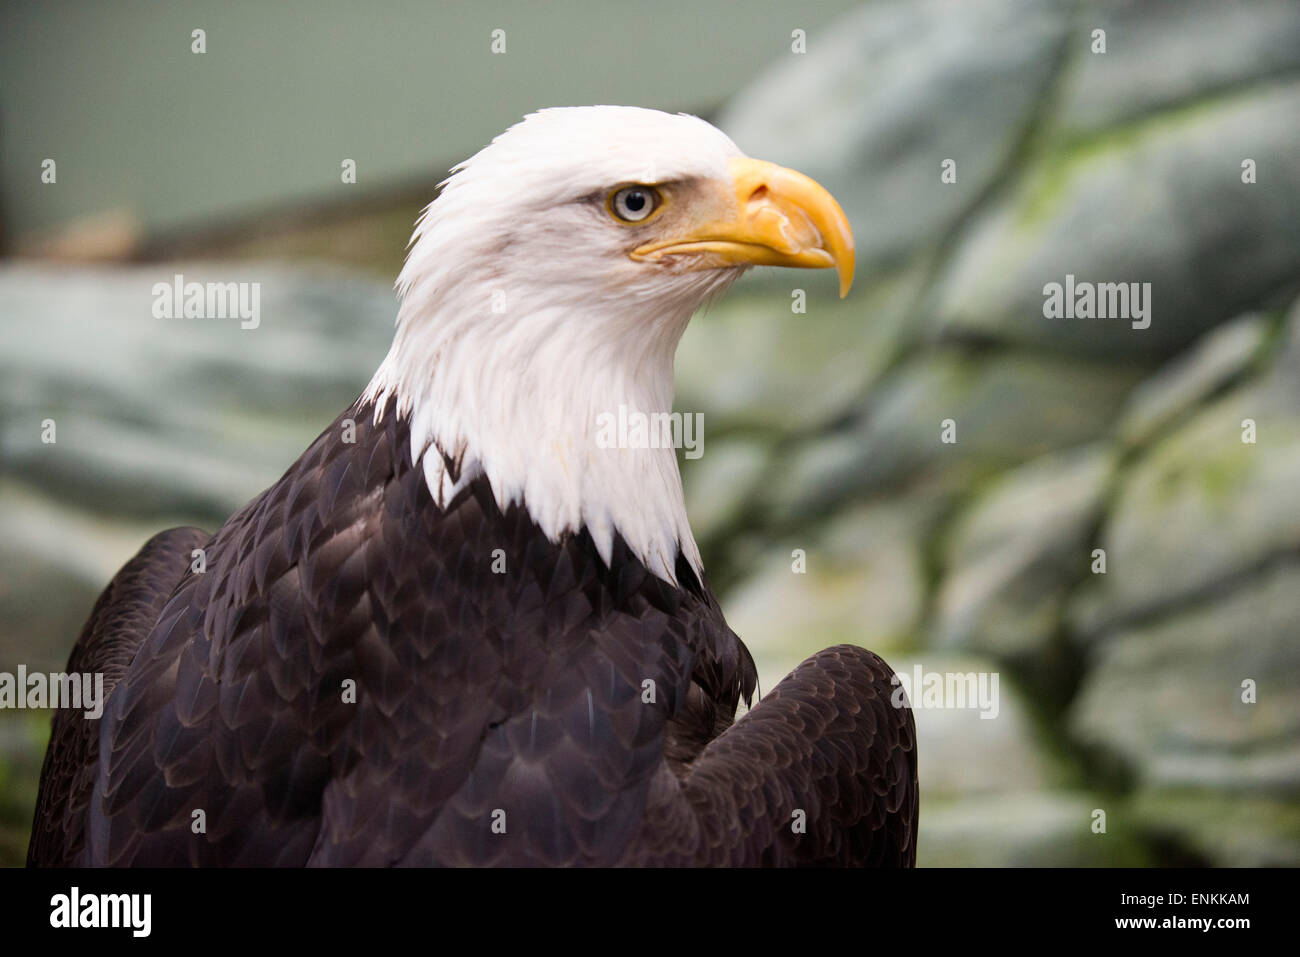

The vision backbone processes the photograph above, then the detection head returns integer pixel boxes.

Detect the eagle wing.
[636,644,919,866]
[26,526,209,867]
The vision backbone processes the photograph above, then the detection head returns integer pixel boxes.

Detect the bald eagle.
[28,106,917,867]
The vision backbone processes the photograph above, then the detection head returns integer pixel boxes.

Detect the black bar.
[0,867,1279,943]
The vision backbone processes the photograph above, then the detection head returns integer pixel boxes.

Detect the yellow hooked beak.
[630,156,855,298]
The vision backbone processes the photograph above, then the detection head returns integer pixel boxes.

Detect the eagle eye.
[608,185,662,224]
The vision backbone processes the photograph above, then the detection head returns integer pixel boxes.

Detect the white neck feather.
[363,231,735,586]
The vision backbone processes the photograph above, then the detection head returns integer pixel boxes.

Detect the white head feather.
[364,106,750,585]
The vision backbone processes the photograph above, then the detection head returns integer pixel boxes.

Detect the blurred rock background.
[2,0,1298,866]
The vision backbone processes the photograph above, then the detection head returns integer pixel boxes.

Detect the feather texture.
[29,403,916,866]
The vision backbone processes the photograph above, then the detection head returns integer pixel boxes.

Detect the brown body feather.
[28,402,917,866]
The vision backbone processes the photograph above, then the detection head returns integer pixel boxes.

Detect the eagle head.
[366,106,855,583]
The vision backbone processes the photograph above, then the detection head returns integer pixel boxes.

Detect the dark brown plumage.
[28,402,917,866]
